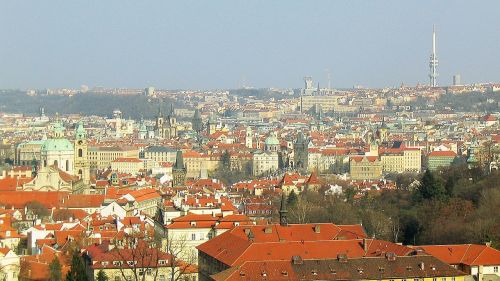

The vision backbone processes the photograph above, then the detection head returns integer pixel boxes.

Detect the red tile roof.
[112,157,143,163]
[0,176,33,191]
[61,194,105,208]
[0,191,69,209]
[197,223,372,267]
[428,150,457,157]
[305,172,320,185]
[417,244,500,266]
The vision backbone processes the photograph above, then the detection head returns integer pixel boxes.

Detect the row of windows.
[389,278,456,281]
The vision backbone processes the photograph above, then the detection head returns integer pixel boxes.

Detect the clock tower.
[74,121,90,184]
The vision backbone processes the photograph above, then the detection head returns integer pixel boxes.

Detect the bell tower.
[245,127,253,149]
[74,121,90,184]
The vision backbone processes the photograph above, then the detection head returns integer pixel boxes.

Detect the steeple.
[294,131,308,171]
[192,109,203,134]
[172,150,186,187]
[279,193,288,226]
[158,104,163,117]
[31,156,38,177]
[75,121,86,140]
[174,150,184,170]
[170,104,175,116]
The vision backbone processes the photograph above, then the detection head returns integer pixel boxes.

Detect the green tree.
[26,201,50,220]
[221,150,231,170]
[49,256,62,281]
[416,170,446,201]
[66,251,86,281]
[287,190,298,207]
[444,176,455,197]
[96,270,108,281]
[344,187,356,204]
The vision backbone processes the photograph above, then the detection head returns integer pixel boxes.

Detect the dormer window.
[158,260,166,265]
[127,261,135,266]
[113,261,121,266]
[101,261,109,266]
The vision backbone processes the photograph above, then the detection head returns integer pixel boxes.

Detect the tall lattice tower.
[429,26,439,87]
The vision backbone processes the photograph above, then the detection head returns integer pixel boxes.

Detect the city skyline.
[1,1,500,90]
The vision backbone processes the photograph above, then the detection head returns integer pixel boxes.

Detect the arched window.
[53,160,58,167]
[65,160,69,171]
[78,148,83,158]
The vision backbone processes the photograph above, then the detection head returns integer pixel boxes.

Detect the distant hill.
[0,91,178,119]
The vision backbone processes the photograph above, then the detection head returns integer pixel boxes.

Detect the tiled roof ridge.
[460,244,473,264]
[469,244,485,265]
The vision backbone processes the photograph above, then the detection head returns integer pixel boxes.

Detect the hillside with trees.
[284,164,500,247]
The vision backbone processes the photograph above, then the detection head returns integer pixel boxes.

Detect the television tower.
[429,25,439,87]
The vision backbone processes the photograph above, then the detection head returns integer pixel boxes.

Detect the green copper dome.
[265,133,280,146]
[41,138,74,152]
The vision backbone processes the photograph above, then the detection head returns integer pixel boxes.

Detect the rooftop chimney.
[362,238,368,252]
[337,253,348,263]
[247,229,254,241]
[314,225,321,233]
[292,255,303,265]
[385,252,396,261]
[418,262,425,270]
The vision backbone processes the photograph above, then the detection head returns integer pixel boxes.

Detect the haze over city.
[1,2,500,281]
[1,0,500,90]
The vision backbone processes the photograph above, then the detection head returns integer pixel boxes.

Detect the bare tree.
[111,231,165,281]
[161,232,197,281]
[289,198,313,224]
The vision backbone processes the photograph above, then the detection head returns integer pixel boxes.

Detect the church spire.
[174,150,184,170]
[170,104,175,116]
[279,193,288,226]
[158,104,163,117]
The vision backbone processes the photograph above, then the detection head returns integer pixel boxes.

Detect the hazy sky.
[1,1,499,90]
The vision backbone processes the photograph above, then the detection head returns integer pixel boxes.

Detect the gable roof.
[197,223,373,267]
[417,244,500,266]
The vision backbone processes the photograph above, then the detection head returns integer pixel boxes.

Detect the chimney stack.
[314,225,321,233]
[419,262,425,270]
[362,238,368,252]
